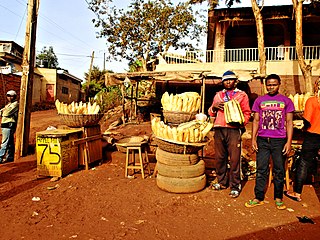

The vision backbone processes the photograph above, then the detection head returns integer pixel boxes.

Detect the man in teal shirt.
[0,90,19,163]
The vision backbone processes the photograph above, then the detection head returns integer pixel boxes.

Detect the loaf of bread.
[288,93,311,111]
[161,91,201,112]
[55,99,100,114]
[151,118,213,143]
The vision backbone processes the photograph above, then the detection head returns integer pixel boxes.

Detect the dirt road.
[0,110,319,240]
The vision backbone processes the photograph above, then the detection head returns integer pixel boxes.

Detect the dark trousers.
[294,132,320,194]
[254,137,287,201]
[214,128,242,191]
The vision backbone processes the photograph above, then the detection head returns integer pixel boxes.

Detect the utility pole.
[86,51,94,101]
[14,0,40,160]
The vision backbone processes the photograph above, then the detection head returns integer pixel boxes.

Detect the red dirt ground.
[0,109,319,240]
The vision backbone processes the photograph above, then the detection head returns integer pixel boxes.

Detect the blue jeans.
[254,137,287,201]
[294,132,320,194]
[0,127,16,162]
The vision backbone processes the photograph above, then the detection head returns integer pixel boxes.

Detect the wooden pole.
[135,81,138,119]
[14,0,40,159]
[201,77,206,114]
[86,51,94,101]
[121,84,125,124]
[130,84,133,121]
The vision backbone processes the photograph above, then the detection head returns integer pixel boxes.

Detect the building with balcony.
[156,3,320,96]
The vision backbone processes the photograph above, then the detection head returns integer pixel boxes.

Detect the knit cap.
[222,70,237,81]
[7,90,17,96]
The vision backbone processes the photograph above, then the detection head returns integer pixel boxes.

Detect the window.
[62,87,69,94]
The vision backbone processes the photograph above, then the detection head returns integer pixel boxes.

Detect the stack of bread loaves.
[151,117,213,143]
[161,92,201,112]
[55,99,100,114]
[155,91,209,193]
[288,92,311,111]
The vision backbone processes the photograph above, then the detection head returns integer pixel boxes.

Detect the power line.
[2,1,99,51]
[35,50,101,58]
[83,0,101,20]
[0,3,24,18]
[14,0,27,6]
[15,4,28,41]
[56,53,93,58]
[38,14,97,50]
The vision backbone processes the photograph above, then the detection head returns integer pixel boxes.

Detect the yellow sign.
[36,137,63,176]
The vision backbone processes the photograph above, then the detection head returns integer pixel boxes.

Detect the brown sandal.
[284,191,302,202]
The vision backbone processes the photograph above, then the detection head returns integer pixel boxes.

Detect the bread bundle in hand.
[151,117,213,143]
[161,92,201,112]
[288,92,311,111]
[55,99,100,114]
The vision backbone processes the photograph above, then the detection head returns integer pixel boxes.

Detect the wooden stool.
[125,143,150,179]
[268,155,293,190]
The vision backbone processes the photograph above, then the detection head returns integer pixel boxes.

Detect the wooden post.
[121,84,125,124]
[201,77,206,114]
[15,0,40,159]
[86,51,95,101]
[130,84,134,121]
[135,81,138,119]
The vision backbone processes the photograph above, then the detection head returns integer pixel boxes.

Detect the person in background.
[0,90,19,163]
[245,74,294,210]
[284,77,320,202]
[208,70,251,198]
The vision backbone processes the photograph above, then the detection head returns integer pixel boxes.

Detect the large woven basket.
[58,113,104,127]
[116,136,147,153]
[163,111,196,124]
[154,137,206,154]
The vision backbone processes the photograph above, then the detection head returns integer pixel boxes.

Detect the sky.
[0,0,293,81]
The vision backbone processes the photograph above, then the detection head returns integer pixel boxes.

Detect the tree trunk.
[251,0,266,94]
[293,0,313,93]
[140,57,147,72]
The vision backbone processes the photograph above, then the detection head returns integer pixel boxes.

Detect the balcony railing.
[162,46,320,64]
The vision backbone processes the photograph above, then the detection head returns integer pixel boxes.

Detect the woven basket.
[154,137,206,154]
[116,136,146,153]
[58,113,104,127]
[163,111,196,124]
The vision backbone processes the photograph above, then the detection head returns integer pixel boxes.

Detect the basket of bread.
[151,117,213,154]
[161,92,201,124]
[288,92,311,120]
[55,99,104,127]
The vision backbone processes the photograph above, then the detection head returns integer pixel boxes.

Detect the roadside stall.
[36,100,103,178]
[107,70,260,189]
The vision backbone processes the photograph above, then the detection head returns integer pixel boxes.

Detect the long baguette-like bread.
[177,129,183,142]
[177,97,183,112]
[293,94,299,111]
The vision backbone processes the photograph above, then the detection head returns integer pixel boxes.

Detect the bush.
[95,86,122,113]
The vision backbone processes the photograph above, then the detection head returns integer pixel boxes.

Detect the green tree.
[36,46,59,68]
[88,0,206,71]
[82,65,110,98]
